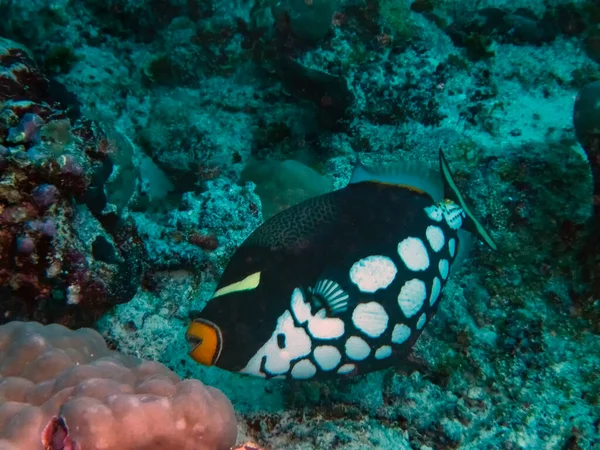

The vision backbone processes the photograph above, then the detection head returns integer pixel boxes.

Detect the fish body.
[186,151,496,380]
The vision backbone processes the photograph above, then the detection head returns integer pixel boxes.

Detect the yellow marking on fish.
[213,271,261,298]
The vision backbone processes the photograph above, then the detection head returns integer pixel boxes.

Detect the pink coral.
[0,321,237,450]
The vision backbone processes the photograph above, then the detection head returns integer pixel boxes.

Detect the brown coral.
[0,321,237,450]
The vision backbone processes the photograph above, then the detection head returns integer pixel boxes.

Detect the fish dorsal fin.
[308,276,350,317]
[438,149,498,251]
[350,157,444,202]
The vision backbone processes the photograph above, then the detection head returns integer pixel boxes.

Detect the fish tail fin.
[438,149,498,251]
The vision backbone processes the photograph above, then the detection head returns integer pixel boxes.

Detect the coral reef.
[0,37,144,327]
[0,321,237,450]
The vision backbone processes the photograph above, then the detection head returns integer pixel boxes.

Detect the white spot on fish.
[439,259,449,280]
[349,256,397,293]
[345,336,371,360]
[416,313,426,330]
[426,225,445,252]
[337,363,356,374]
[241,310,311,377]
[398,237,429,271]
[425,205,443,222]
[397,278,427,318]
[352,302,389,338]
[313,345,342,371]
[291,359,317,379]
[308,309,345,340]
[375,345,392,360]
[391,323,411,344]
[430,277,441,306]
[448,238,456,258]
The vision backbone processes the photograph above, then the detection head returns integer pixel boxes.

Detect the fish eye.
[186,319,223,367]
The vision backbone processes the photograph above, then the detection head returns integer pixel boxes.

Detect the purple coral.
[57,154,83,176]
[26,219,57,237]
[15,236,34,254]
[25,144,51,164]
[32,184,59,208]
[6,113,43,144]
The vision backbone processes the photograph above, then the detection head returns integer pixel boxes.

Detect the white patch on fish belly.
[397,278,427,318]
[313,345,342,371]
[351,302,389,338]
[349,256,397,293]
[345,336,371,360]
[291,359,317,379]
[438,259,449,280]
[398,237,430,271]
[291,288,311,324]
[337,363,356,374]
[375,345,392,360]
[391,323,411,344]
[416,313,427,330]
[425,225,445,252]
[291,288,346,339]
[425,205,443,222]
[429,277,441,306]
[240,310,311,377]
[448,238,456,258]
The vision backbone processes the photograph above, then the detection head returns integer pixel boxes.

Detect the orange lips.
[186,319,223,366]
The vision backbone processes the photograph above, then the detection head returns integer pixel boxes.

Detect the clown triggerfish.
[186,151,497,380]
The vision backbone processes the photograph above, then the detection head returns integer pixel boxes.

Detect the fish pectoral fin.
[308,275,351,317]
